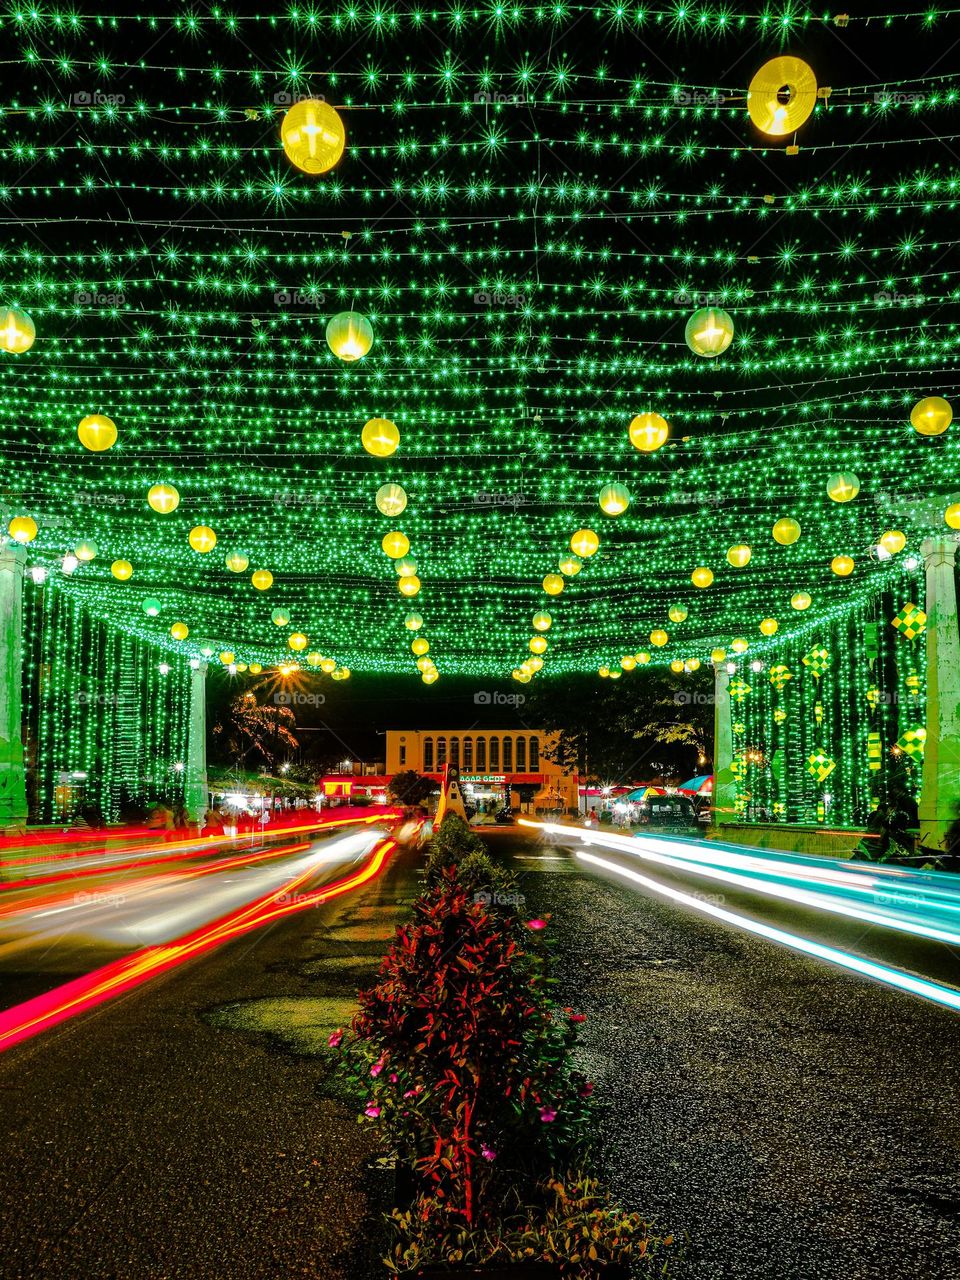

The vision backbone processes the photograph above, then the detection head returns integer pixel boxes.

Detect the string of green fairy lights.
[1,4,958,684]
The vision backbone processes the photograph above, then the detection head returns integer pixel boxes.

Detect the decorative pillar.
[184,660,208,823]
[712,662,736,827]
[0,543,28,833]
[918,538,960,852]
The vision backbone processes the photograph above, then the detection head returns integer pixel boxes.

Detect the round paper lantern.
[831,555,855,577]
[219,651,235,666]
[527,656,544,673]
[248,662,263,675]
[288,632,308,652]
[142,598,161,618]
[621,654,637,671]
[747,56,817,136]
[416,656,433,674]
[271,607,291,627]
[711,648,727,664]
[570,528,599,558]
[628,411,669,453]
[598,666,610,678]
[382,530,410,559]
[170,622,189,641]
[558,553,582,577]
[422,669,439,685]
[827,472,860,503]
[543,574,565,596]
[147,483,179,514]
[791,591,812,611]
[529,635,548,655]
[281,99,345,175]
[943,503,960,531]
[668,604,688,624]
[411,637,429,656]
[375,481,407,514]
[650,629,669,648]
[879,530,906,555]
[727,544,751,568]
[685,306,734,358]
[332,667,351,682]
[362,417,400,457]
[398,574,421,597]
[225,551,249,573]
[75,540,98,562]
[404,612,423,631]
[7,516,37,544]
[731,638,749,655]
[910,395,952,436]
[111,559,133,581]
[189,525,217,553]
[320,657,337,674]
[759,618,779,637]
[635,652,651,665]
[0,306,35,354]
[326,311,373,362]
[670,658,685,674]
[77,413,118,452]
[235,663,248,673]
[251,569,274,591]
[772,517,801,546]
[305,652,323,667]
[691,566,714,589]
[394,556,417,577]
[599,482,630,516]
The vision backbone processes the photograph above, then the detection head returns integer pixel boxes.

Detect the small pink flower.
[370,1061,384,1078]
[526,918,547,931]
[327,1030,343,1048]
[539,1106,557,1123]
[569,1013,586,1023]
[364,1105,381,1119]
[389,1072,399,1083]
[481,1144,497,1161]
[403,1089,417,1099]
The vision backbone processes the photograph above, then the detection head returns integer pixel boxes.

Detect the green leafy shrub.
[423,812,485,880]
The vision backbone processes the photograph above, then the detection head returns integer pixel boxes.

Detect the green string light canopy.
[1,4,958,680]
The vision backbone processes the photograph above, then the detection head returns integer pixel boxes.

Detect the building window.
[437,737,447,766]
[476,736,486,770]
[463,736,473,770]
[515,736,526,771]
[399,744,407,766]
[423,738,434,771]
[502,736,513,771]
[489,736,499,770]
[529,735,539,770]
[451,737,460,768]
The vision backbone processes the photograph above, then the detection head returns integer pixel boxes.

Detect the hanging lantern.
[142,597,161,618]
[770,663,792,690]
[404,612,423,631]
[375,481,407,514]
[394,556,417,577]
[271,607,291,627]
[670,658,685,674]
[381,531,410,559]
[288,632,308,652]
[225,551,249,573]
[685,306,734,358]
[529,635,548,655]
[416,656,434,674]
[7,516,37,544]
[711,647,727,664]
[411,637,429,656]
[628,411,669,453]
[791,591,812,611]
[898,726,926,757]
[686,658,701,672]
[807,751,836,783]
[910,395,952,436]
[826,472,860,503]
[513,668,531,684]
[879,530,906,556]
[332,667,351,681]
[320,657,337,673]
[170,622,189,641]
[945,503,960,530]
[398,574,421,597]
[362,417,400,457]
[0,306,35,354]
[189,525,217,553]
[248,662,263,675]
[747,56,818,136]
[831,555,855,577]
[543,574,565,595]
[111,559,133,581]
[635,651,651,665]
[599,482,630,516]
[691,566,714,589]
[621,654,637,671]
[726,544,751,568]
[598,666,610,678]
[759,617,778,636]
[280,99,345,174]
[728,678,751,703]
[251,569,274,591]
[802,645,831,677]
[731,637,749,654]
[326,311,373,362]
[77,413,118,452]
[668,604,688,624]
[608,670,622,680]
[75,540,98,562]
[528,656,544,673]
[650,629,668,647]
[220,651,236,666]
[422,669,439,685]
[772,517,801,546]
[532,611,552,632]
[147,483,179,514]
[570,529,599,558]
[559,553,582,577]
[306,651,323,667]
[892,603,926,639]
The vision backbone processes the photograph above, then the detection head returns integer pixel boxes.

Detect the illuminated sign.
[461,774,507,784]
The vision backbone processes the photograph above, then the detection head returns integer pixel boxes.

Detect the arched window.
[489,736,500,770]
[450,737,461,768]
[502,736,513,771]
[476,736,486,771]
[423,737,434,771]
[529,736,539,770]
[515,736,526,772]
[437,736,447,766]
[463,736,473,770]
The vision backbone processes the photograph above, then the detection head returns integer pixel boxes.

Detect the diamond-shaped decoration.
[866,685,879,711]
[728,678,751,703]
[773,707,787,724]
[802,645,831,677]
[892,603,926,640]
[897,726,926,757]
[769,663,792,690]
[807,751,837,783]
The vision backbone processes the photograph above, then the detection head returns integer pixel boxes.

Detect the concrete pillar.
[918,538,960,852]
[184,660,208,824]
[712,662,736,827]
[0,542,28,833]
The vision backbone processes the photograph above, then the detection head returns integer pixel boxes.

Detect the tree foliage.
[212,691,299,767]
[387,768,439,807]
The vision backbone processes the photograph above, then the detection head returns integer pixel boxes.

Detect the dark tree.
[387,769,439,807]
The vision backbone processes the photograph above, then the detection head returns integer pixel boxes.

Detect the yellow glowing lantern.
[147,483,179,514]
[628,411,670,453]
[599,482,630,516]
[281,98,345,174]
[747,56,818,137]
[382,531,410,559]
[650,629,669,648]
[772,517,801,546]
[559,553,582,577]
[375,481,407,515]
[636,651,651,665]
[910,395,952,436]
[570,528,599,558]
[7,516,37,544]
[362,418,400,457]
[111,559,133,581]
[321,657,337,673]
[235,663,248,673]
[398,574,421,597]
[336,667,351,681]
[77,413,118,452]
[621,654,637,671]
[791,591,812,611]
[225,552,249,573]
[219,651,235,666]
[189,525,217,553]
[670,658,685,673]
[532,611,552,632]
[271,608,291,627]
[944,503,960,530]
[879,530,906,555]
[251,569,274,591]
[528,656,544,673]
[760,618,779,637]
[711,648,727,664]
[685,306,734,358]
[249,662,263,675]
[827,472,860,503]
[668,605,688,624]
[529,635,548,655]
[831,555,855,577]
[288,632,308,652]
[609,670,623,680]
[727,544,752,569]
[170,622,190,641]
[731,638,749,654]
[395,556,417,577]
[306,652,323,667]
[404,612,423,631]
[691,566,714,589]
[598,666,610,678]
[75,540,97,562]
[411,637,429,656]
[422,669,439,685]
[543,574,565,596]
[326,311,373,362]
[416,655,434,673]
[0,306,35,354]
